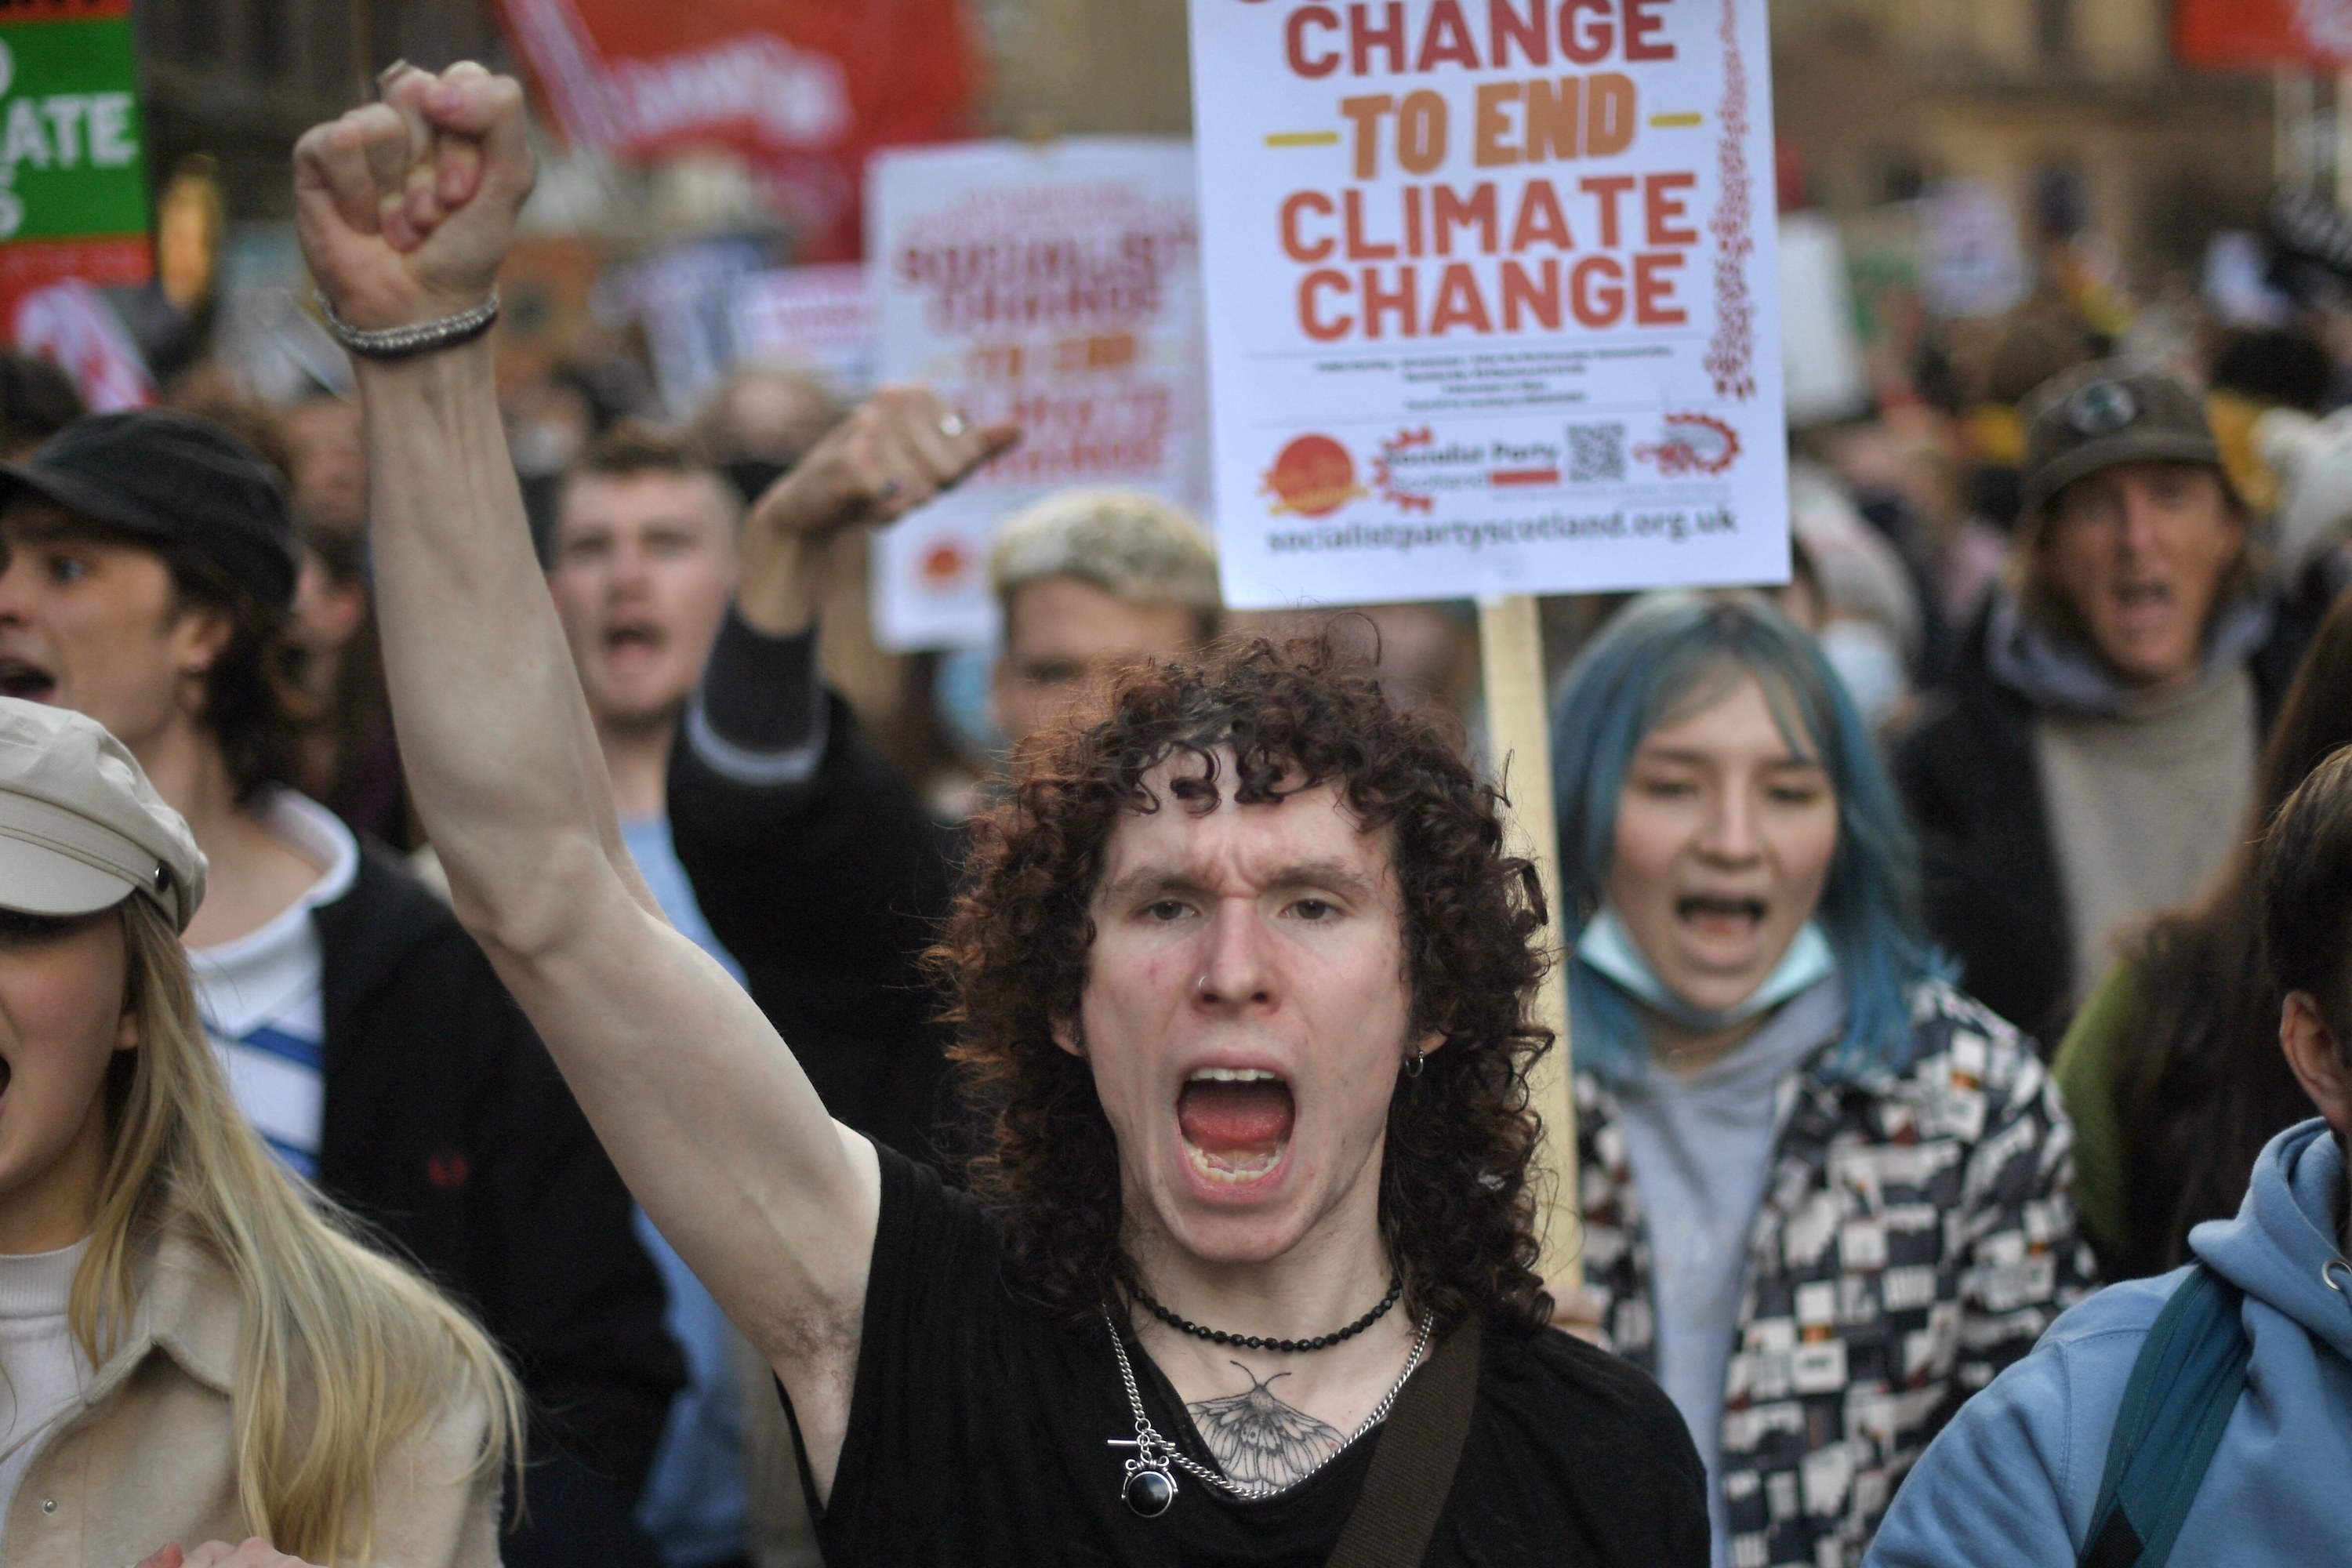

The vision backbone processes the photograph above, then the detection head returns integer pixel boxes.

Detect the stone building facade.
[135,0,507,220]
[1770,0,2273,272]
[136,0,2273,274]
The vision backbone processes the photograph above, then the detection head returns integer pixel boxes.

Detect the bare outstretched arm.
[292,64,877,1494]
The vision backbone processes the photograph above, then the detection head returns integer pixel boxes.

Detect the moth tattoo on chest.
[1187,1363,1344,1489]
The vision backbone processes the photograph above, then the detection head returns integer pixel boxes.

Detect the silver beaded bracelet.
[317,289,501,359]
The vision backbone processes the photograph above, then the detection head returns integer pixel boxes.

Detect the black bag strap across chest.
[1323,1316,1483,1568]
[2079,1263,2252,1568]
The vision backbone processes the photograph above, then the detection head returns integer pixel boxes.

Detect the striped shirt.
[187,792,360,1181]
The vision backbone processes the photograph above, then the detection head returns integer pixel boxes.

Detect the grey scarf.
[1984,586,2272,719]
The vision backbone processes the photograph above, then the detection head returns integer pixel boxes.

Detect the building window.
[2036,0,2074,64]
[249,0,289,80]
[2032,162,2089,241]
[180,2,223,64]
[1882,155,1929,205]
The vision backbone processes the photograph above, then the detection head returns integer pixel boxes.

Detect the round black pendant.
[1123,1467,1177,1517]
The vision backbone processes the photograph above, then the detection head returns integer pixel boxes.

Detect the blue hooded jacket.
[1867,1117,2352,1566]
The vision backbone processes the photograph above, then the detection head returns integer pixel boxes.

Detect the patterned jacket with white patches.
[1575,979,2096,1568]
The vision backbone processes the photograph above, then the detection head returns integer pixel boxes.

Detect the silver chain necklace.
[1102,1306,1433,1517]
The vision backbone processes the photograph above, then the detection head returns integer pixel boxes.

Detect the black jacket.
[310,848,684,1527]
[1891,597,2317,1050]
[668,694,964,1162]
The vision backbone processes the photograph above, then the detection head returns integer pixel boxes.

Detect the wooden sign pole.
[1475,593,1580,1289]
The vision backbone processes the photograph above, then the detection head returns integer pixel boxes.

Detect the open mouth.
[0,657,56,702]
[1177,1067,1294,1184]
[1675,894,1766,938]
[603,625,664,661]
[2110,580,2174,628]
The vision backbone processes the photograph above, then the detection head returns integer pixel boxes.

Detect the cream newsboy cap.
[0,696,205,931]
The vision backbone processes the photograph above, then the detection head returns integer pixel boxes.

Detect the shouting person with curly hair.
[290,64,1708,1568]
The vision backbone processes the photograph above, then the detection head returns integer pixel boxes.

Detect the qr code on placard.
[1567,423,1625,484]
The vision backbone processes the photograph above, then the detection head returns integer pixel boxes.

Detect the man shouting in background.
[292,64,1706,1565]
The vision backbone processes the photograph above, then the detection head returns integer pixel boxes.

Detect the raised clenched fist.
[292,61,535,335]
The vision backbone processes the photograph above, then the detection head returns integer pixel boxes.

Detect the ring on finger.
[876,476,905,503]
[938,412,969,441]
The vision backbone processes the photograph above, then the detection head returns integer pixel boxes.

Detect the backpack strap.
[1323,1315,1482,1568]
[2078,1264,2252,1568]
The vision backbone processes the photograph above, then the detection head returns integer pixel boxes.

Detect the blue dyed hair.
[1550,591,1944,1083]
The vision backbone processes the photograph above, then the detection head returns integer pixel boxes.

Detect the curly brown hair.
[934,633,1555,1335]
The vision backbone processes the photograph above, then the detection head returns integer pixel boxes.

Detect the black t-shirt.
[795,1146,1708,1566]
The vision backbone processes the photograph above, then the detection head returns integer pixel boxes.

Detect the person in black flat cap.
[0,407,685,1566]
[1893,361,2321,1054]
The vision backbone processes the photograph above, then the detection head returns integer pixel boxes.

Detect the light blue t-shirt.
[1610,975,1845,1568]
[620,814,750,1568]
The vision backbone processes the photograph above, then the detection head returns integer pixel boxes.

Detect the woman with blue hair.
[1550,591,2095,1568]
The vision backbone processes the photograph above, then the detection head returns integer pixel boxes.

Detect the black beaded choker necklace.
[1127,1275,1403,1353]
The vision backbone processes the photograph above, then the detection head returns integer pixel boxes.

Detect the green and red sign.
[0,0,151,330]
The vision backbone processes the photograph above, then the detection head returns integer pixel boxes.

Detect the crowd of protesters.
[0,58,2348,1568]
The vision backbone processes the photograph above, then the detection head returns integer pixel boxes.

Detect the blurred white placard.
[2201,231,2296,327]
[1778,212,1869,426]
[1918,179,2027,320]
[731,263,877,397]
[866,139,1207,650]
[593,236,768,412]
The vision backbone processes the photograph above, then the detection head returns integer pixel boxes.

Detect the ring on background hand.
[938,412,969,440]
[376,60,414,94]
[876,477,904,503]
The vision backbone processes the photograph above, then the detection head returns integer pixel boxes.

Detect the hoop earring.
[1403,1046,1425,1079]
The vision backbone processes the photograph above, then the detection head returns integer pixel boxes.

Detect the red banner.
[2176,0,2352,69]
[494,0,981,260]
[0,1,133,17]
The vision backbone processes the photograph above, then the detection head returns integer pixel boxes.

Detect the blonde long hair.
[70,895,523,1562]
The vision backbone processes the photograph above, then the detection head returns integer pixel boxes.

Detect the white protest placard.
[1918,178,2027,321]
[731,262,877,397]
[866,139,1207,650]
[593,236,769,413]
[1778,211,1868,427]
[1189,0,1788,608]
